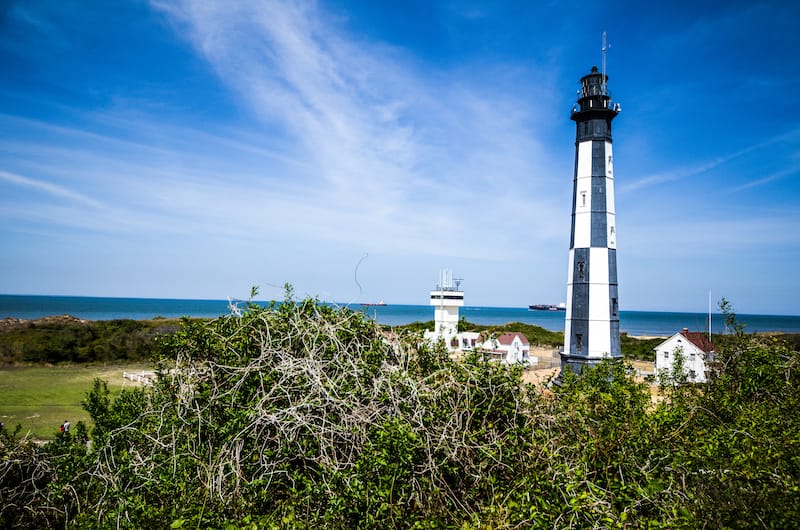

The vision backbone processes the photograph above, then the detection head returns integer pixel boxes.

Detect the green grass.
[0,363,151,440]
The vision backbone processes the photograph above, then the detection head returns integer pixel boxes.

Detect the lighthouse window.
[612,297,618,316]
[581,192,587,207]
[576,260,585,280]
[575,334,583,353]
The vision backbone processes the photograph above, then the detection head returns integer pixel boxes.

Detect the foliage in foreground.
[1,294,799,528]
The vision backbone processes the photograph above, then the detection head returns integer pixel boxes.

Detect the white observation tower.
[429,269,464,343]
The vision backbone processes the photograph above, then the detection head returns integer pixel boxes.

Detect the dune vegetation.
[0,316,179,365]
[1,290,798,528]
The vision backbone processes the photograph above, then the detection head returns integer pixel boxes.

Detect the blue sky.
[1,0,799,315]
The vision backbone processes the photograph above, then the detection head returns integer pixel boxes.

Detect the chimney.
[682,327,689,335]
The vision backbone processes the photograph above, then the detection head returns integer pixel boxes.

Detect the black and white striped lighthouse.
[560,64,622,375]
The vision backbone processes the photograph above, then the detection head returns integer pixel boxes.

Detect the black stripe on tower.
[608,249,618,285]
[608,249,621,356]
[609,305,621,355]
[575,118,612,143]
[590,142,608,247]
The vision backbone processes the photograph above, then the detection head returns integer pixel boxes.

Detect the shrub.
[2,294,799,528]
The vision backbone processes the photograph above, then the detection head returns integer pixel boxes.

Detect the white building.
[654,328,715,383]
[422,272,535,367]
[424,270,464,349]
[477,332,536,367]
[456,331,481,351]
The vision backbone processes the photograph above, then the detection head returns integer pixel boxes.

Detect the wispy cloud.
[618,159,721,194]
[0,170,101,208]
[727,165,800,194]
[147,0,562,258]
[620,128,800,194]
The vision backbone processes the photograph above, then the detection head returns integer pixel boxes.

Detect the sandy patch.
[522,366,561,386]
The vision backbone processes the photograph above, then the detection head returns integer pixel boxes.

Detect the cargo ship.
[528,303,566,311]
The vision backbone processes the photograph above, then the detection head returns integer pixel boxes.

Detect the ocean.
[1,294,799,337]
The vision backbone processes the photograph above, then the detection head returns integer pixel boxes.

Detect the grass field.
[0,363,151,440]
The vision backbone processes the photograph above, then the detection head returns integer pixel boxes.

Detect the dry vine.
[72,300,533,526]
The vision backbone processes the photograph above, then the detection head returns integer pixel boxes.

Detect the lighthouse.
[560,63,622,375]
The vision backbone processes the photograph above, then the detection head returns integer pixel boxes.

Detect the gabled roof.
[681,330,715,353]
[655,328,715,353]
[496,332,530,346]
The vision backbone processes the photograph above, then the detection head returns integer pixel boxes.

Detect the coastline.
[5,314,798,344]
[1,295,800,337]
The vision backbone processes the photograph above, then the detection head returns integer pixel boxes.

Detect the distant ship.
[528,303,566,311]
[360,301,387,307]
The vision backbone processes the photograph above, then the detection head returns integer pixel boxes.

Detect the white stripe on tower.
[606,142,616,250]
[573,142,593,247]
[588,247,611,356]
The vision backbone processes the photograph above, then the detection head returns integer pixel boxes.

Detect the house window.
[663,351,669,359]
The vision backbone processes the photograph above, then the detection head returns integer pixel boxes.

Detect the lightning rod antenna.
[601,31,608,94]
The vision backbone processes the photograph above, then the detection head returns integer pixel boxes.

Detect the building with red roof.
[475,331,535,366]
[654,328,716,383]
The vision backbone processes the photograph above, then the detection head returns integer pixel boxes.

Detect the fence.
[122,370,156,385]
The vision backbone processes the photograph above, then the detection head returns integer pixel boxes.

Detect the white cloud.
[620,128,800,194]
[0,170,102,208]
[726,166,800,194]
[139,0,569,264]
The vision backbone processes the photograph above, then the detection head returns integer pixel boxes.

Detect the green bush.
[0,318,180,365]
[620,333,662,361]
[1,295,799,528]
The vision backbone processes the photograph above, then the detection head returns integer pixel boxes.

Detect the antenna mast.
[708,289,712,340]
[601,31,608,94]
